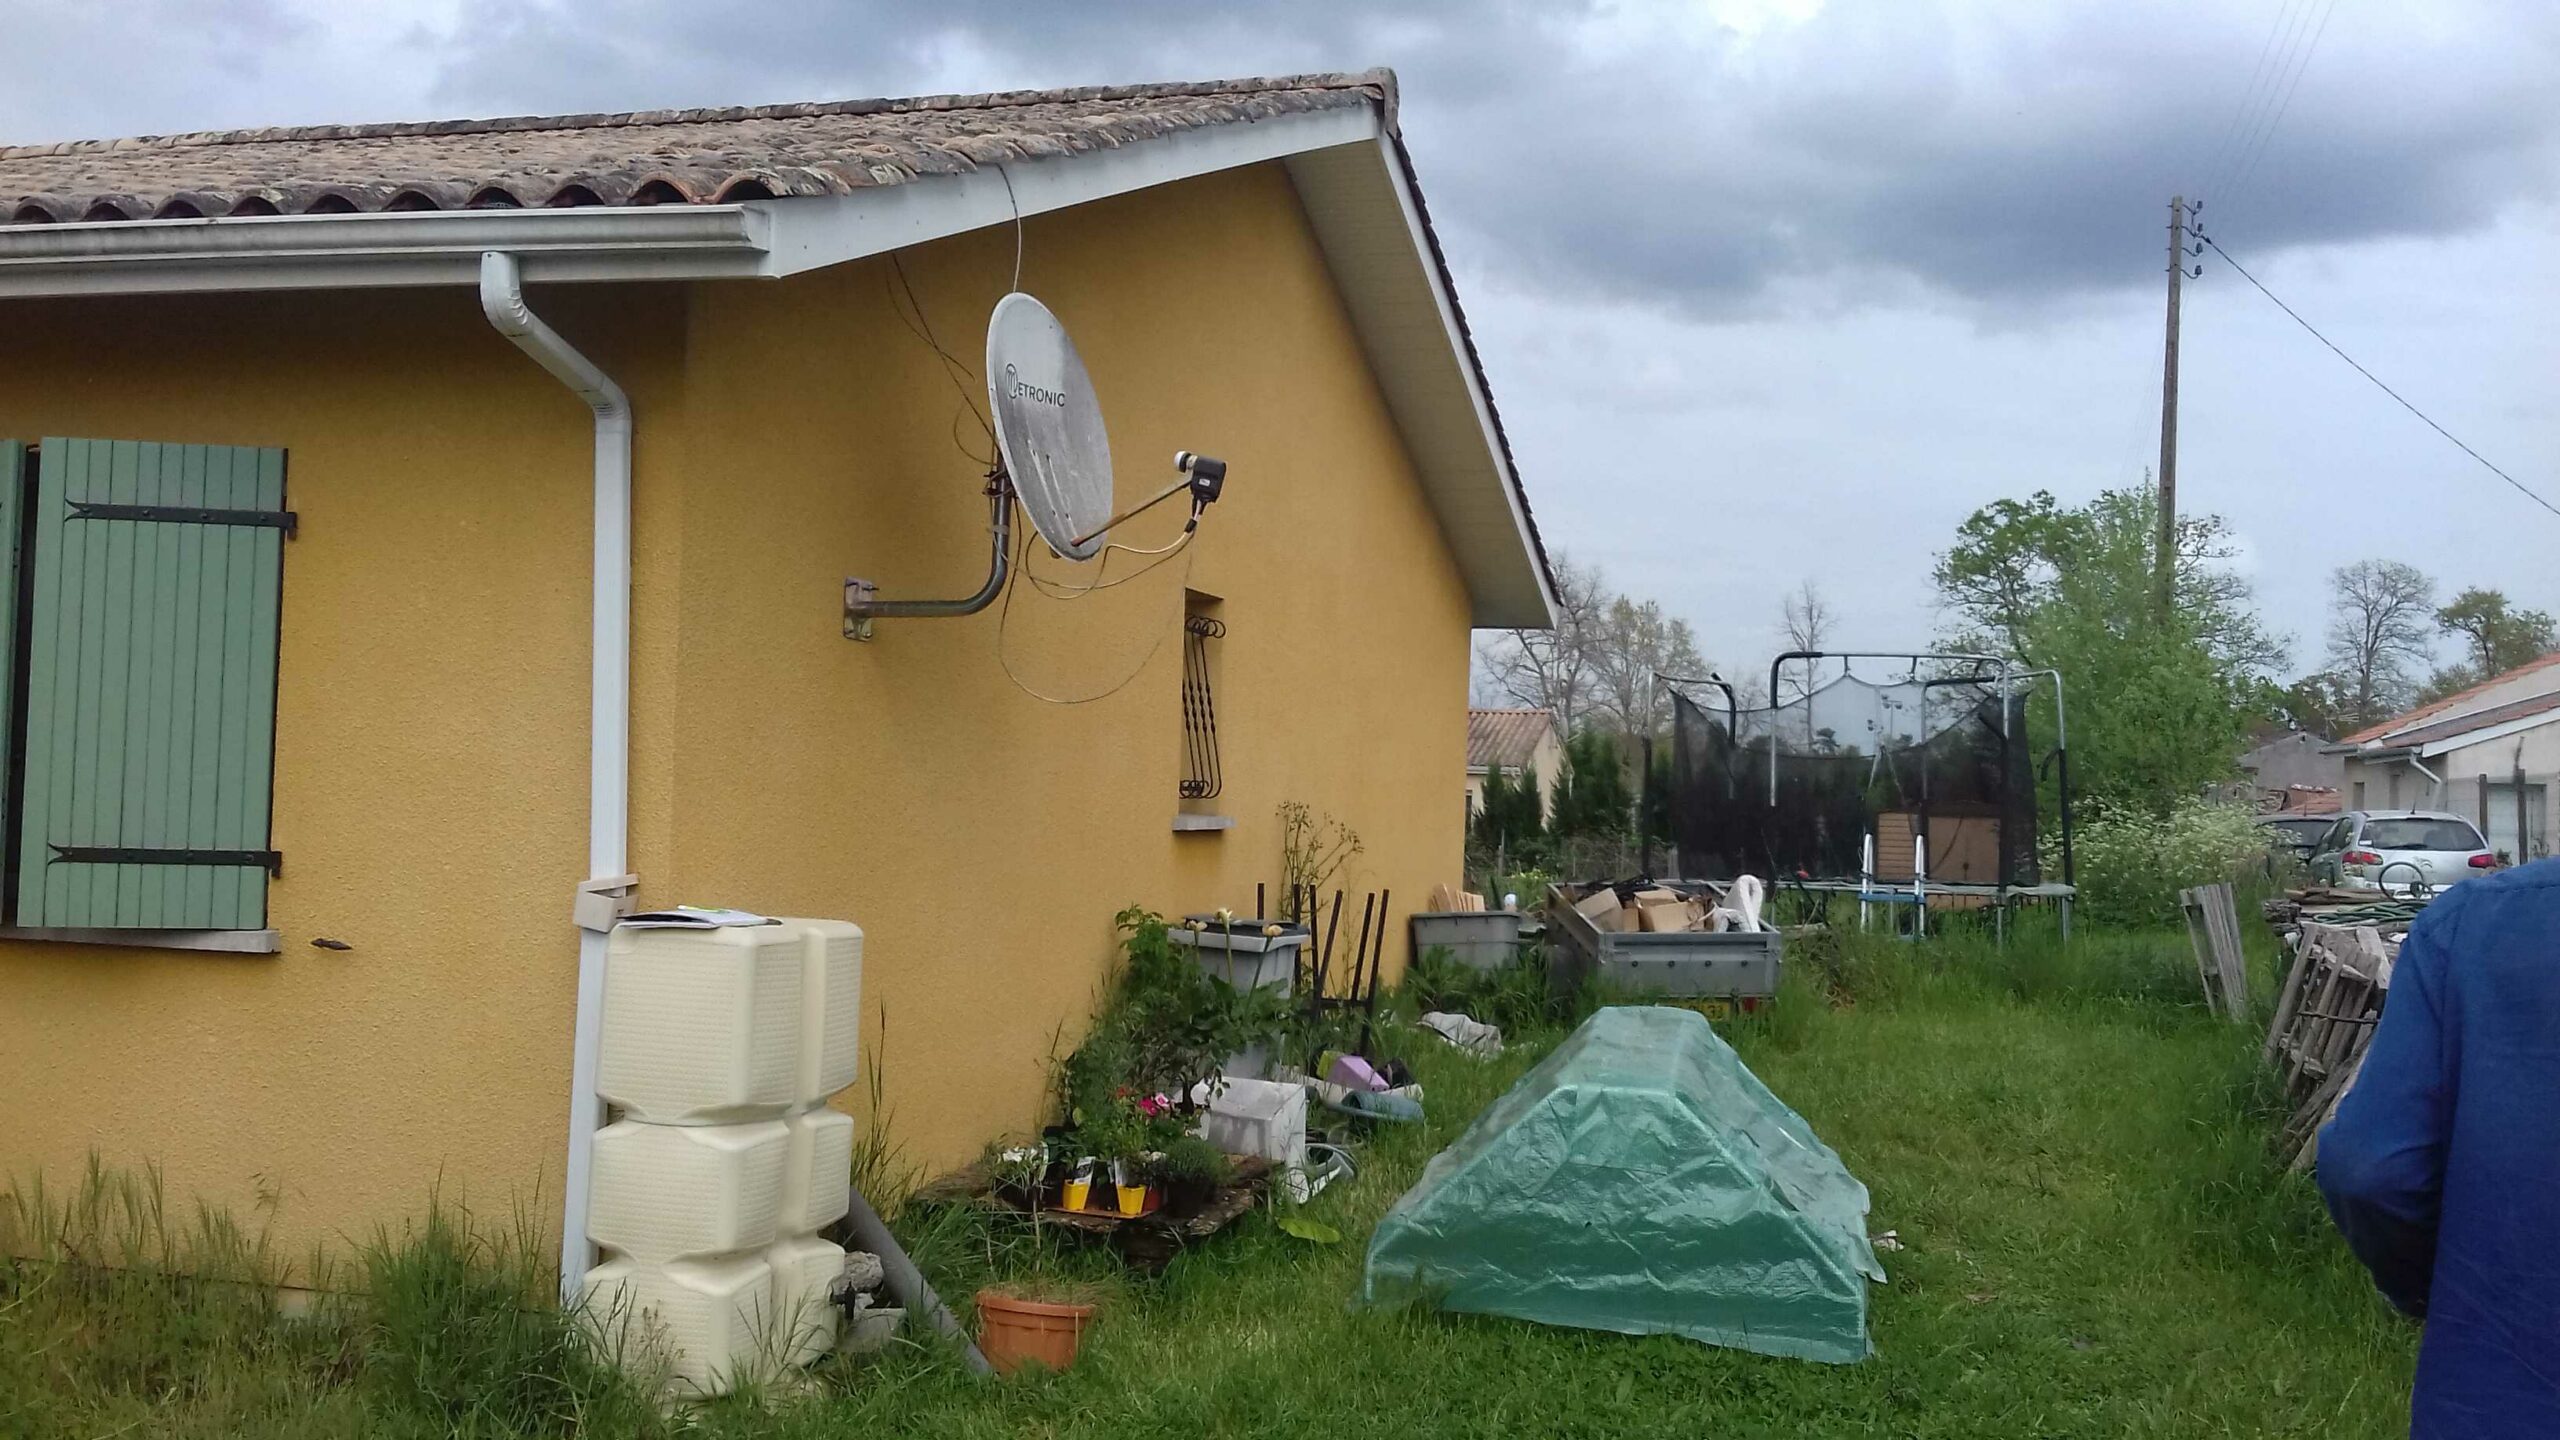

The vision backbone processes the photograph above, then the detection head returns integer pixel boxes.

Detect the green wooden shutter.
[17,439,286,930]
[0,443,21,855]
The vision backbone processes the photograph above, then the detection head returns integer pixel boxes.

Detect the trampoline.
[1663,652,2075,938]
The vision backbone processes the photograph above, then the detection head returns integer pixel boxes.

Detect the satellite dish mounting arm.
[843,467,1013,641]
[1066,451,1227,551]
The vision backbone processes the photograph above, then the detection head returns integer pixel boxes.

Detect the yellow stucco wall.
[0,160,1477,1258]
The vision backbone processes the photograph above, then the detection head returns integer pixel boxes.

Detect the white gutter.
[477,251,634,1301]
[0,206,768,295]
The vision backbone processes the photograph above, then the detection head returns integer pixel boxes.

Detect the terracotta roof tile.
[2375,688,2560,751]
[0,73,1391,224]
[1467,708,1558,772]
[2342,650,2560,745]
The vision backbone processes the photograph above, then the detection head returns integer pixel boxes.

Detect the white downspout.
[2407,754,2443,807]
[477,251,634,1302]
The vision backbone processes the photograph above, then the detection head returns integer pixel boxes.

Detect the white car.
[2307,810,2500,894]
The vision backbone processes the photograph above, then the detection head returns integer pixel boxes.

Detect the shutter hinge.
[50,845,282,877]
[68,501,299,538]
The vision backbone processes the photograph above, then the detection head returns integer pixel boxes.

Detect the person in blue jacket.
[2317,858,2560,1436]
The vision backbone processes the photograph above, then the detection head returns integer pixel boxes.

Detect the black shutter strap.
[49,845,283,878]
[67,501,297,538]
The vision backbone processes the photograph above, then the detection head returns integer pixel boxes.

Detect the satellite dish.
[986,293,1113,561]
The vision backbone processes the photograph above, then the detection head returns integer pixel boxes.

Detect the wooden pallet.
[2180,883,2250,1022]
[2262,921,2395,1169]
[911,1157,1274,1274]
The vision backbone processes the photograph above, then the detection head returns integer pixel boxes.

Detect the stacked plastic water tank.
[585,917,862,1396]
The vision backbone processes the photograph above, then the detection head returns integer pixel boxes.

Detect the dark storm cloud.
[415,0,2560,313]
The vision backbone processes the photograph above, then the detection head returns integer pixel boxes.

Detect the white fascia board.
[1363,134,1555,631]
[2418,708,2560,758]
[1281,139,1555,630]
[0,206,770,296]
[754,104,1381,275]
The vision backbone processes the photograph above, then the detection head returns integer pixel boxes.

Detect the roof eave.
[0,205,772,293]
[2414,707,2560,757]
[0,94,1554,628]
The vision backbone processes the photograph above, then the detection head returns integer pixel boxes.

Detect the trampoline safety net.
[1671,673,2039,886]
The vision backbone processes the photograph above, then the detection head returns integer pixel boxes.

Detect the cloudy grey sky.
[11,0,2557,681]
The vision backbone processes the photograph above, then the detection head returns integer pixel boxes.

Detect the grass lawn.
[2,922,2417,1438]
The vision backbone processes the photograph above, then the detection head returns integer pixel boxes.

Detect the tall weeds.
[0,1161,671,1438]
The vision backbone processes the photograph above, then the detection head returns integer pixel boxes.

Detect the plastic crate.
[1193,1075,1307,1169]
[1545,883,1783,1002]
[1409,911,1525,971]
[1170,919,1309,994]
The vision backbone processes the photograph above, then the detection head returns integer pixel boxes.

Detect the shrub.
[1401,945,1552,1035]
[2056,797,2270,927]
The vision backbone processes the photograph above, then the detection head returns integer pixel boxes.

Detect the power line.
[2198,233,2560,522]
[2225,0,2342,199]
[2201,0,2324,198]
[2200,0,2306,196]
[2199,0,2297,190]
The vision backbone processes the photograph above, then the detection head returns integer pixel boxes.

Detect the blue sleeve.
[2315,908,2455,1318]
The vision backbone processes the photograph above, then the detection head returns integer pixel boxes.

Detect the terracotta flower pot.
[975,1289,1096,1376]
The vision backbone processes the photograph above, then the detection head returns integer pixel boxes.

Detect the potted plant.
[975,1277,1104,1376]
[1154,1133,1234,1220]
[1061,1155,1098,1214]
[1106,1093,1178,1217]
[1067,1097,1134,1215]
[986,1138,1049,1212]
[1110,1152,1150,1217]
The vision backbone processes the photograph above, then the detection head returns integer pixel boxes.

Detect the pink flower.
[1137,1094,1170,1116]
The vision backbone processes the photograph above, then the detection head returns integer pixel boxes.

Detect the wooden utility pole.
[2155,195,2187,618]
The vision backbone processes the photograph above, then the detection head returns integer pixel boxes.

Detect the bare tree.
[1780,579,1835,655]
[1777,580,1836,702]
[2323,559,2436,728]
[1475,554,1606,734]
[1586,596,1708,740]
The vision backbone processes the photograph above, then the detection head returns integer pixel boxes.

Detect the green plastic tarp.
[1363,1005,1884,1363]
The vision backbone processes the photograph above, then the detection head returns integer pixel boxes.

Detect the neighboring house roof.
[1467,708,1559,774]
[2240,731,2328,766]
[2376,689,2560,753]
[0,70,1555,627]
[2341,651,2560,746]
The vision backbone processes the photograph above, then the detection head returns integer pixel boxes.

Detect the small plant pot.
[1163,1176,1218,1220]
[1113,1183,1148,1217]
[1062,1158,1097,1212]
[975,1290,1095,1376]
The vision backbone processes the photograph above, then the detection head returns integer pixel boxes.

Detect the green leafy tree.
[1638,744,1676,846]
[1934,485,2282,813]
[1471,762,1545,851]
[1550,730,1635,838]
[2265,671,2354,739]
[2423,587,2557,699]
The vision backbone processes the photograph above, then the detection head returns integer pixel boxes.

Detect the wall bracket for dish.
[843,468,1013,641]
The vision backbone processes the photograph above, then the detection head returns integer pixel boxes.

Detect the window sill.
[0,926,281,954]
[1172,814,1235,833]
